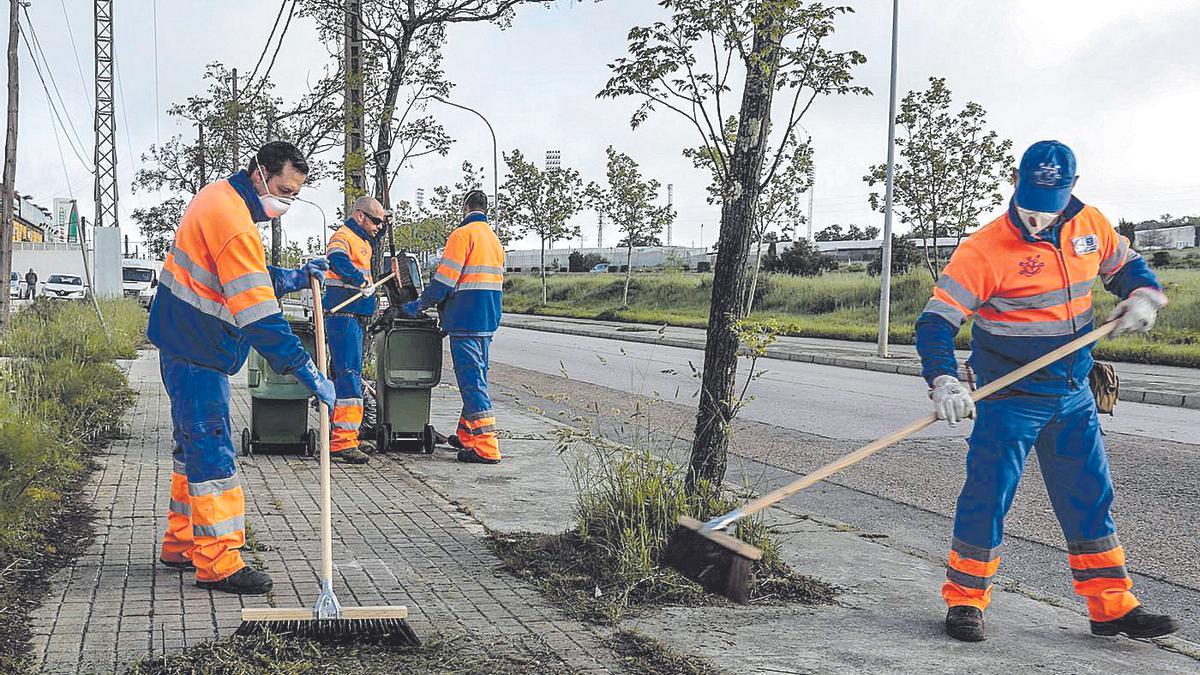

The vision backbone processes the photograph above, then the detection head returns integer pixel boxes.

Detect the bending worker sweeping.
[916,140,1178,642]
[148,141,336,595]
[399,190,505,464]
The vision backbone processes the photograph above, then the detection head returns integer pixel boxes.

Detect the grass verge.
[503,270,1200,368]
[0,298,142,672]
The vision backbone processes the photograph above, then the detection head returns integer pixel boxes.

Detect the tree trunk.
[540,238,547,305]
[0,0,19,330]
[622,241,633,308]
[745,237,764,315]
[687,8,783,492]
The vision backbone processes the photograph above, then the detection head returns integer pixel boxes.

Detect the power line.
[247,0,296,101]
[152,0,160,146]
[18,20,93,171]
[57,0,92,109]
[20,9,91,164]
[244,0,293,99]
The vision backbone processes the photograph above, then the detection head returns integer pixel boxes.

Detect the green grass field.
[503,269,1200,368]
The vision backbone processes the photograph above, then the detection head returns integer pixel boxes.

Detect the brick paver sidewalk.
[28,350,615,674]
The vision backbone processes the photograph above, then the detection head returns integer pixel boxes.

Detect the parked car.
[137,280,157,309]
[8,272,18,299]
[40,274,87,300]
[589,263,610,274]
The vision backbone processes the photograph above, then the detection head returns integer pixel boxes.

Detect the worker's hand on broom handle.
[327,272,398,314]
[709,321,1119,531]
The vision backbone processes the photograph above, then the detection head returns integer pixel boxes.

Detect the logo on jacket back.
[1019,255,1045,277]
[1072,234,1099,256]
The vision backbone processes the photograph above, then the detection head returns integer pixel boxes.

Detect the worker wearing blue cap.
[914,140,1177,642]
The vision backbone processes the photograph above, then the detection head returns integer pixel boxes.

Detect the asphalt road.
[484,325,1200,641]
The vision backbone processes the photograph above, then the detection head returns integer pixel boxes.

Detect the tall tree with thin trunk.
[864,77,1013,281]
[0,0,18,329]
[501,149,584,304]
[600,0,867,490]
[588,147,673,308]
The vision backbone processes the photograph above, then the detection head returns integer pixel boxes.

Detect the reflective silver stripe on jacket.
[456,281,503,292]
[160,268,236,325]
[974,307,1095,337]
[936,275,983,312]
[1099,239,1130,277]
[986,278,1096,313]
[462,265,504,275]
[223,271,273,298]
[922,298,966,326]
[170,245,224,295]
[234,299,282,328]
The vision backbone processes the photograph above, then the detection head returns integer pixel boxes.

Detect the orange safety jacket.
[412,212,505,335]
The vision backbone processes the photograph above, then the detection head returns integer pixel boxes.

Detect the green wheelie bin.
[241,317,319,457]
[373,315,442,453]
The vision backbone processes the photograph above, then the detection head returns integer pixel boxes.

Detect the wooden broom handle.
[327,271,397,315]
[310,276,334,585]
[731,321,1118,522]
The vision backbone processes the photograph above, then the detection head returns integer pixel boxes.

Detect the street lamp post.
[431,96,499,233]
[876,0,900,358]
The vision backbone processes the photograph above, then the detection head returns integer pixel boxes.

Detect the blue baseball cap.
[1015,140,1076,213]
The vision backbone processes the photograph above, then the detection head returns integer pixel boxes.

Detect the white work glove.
[1106,287,1168,336]
[358,281,377,298]
[930,375,975,426]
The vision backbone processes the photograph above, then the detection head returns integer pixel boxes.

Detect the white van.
[122,258,162,299]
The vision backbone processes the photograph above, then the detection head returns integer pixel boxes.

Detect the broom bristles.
[663,516,762,604]
[234,617,421,646]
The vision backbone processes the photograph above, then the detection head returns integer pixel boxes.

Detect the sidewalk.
[26,351,617,674]
[501,313,1200,410]
[412,384,1200,674]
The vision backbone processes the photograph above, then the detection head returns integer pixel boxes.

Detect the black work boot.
[945,606,986,642]
[1091,607,1180,639]
[332,447,370,464]
[196,567,273,595]
[456,449,500,465]
[159,557,193,570]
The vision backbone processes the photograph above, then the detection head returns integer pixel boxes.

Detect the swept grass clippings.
[126,629,578,675]
[606,629,723,675]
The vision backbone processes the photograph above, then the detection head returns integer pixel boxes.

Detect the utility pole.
[230,67,239,173]
[343,0,365,214]
[93,0,117,231]
[0,0,19,329]
[667,183,673,246]
[876,0,900,358]
[597,212,604,249]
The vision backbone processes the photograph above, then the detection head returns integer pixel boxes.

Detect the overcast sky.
[11,0,1200,254]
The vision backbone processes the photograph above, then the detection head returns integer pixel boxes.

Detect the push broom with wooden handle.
[236,277,420,645]
[665,321,1119,603]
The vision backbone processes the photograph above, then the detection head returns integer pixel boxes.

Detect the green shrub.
[1,298,146,362]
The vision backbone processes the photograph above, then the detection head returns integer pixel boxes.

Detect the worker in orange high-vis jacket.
[148,141,336,595]
[399,190,504,464]
[915,140,1178,642]
[322,195,396,465]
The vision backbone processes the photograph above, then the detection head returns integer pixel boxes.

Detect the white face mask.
[256,164,293,218]
[1015,206,1059,235]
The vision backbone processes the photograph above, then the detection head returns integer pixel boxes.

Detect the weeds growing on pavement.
[490,320,836,625]
[0,299,141,671]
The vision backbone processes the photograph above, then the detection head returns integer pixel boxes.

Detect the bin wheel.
[304,429,317,458]
[422,424,436,454]
[240,428,252,456]
[376,423,391,453]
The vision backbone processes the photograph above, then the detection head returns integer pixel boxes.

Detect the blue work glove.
[399,300,423,318]
[294,359,336,409]
[301,257,329,279]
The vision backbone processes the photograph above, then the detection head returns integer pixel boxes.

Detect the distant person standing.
[23,268,36,299]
